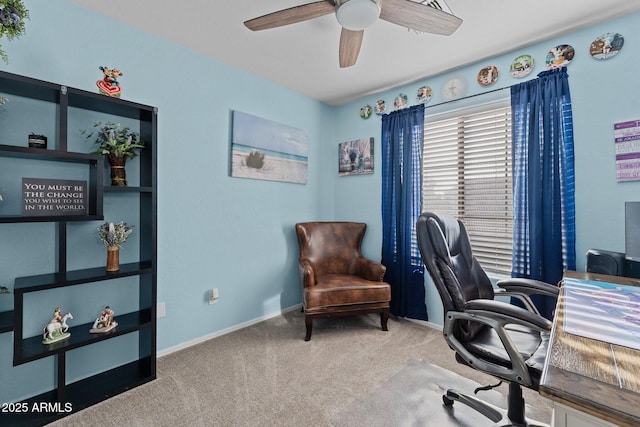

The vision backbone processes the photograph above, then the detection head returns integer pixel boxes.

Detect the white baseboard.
[157,305,442,358]
[405,317,443,331]
[157,303,303,358]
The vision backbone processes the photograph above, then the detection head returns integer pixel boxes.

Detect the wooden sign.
[22,178,88,216]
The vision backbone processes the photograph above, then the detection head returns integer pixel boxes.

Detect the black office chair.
[416,212,560,426]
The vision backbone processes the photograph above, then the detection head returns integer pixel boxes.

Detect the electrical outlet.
[209,288,219,305]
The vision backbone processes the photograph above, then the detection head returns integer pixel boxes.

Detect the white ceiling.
[70,0,640,106]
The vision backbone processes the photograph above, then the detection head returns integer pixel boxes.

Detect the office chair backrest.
[416,212,494,341]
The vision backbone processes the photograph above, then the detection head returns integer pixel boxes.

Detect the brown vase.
[106,245,120,272]
[108,154,127,186]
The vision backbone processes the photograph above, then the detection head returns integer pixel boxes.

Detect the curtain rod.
[425,85,511,110]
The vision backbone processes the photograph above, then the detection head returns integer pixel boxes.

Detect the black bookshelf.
[0,70,157,426]
[0,310,13,333]
[2,357,154,427]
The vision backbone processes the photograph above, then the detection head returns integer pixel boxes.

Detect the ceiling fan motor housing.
[335,0,382,31]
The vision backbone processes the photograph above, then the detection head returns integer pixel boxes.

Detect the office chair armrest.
[444,301,551,386]
[299,260,316,287]
[496,278,560,296]
[464,299,552,331]
[354,257,387,281]
[495,278,559,315]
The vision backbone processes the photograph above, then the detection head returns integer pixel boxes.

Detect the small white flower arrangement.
[97,221,133,247]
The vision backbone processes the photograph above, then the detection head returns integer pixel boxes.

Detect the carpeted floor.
[333,359,549,427]
[48,309,552,426]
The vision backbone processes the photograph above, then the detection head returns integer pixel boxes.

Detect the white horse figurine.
[43,312,73,341]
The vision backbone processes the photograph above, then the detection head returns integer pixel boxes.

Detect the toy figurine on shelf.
[89,305,117,333]
[96,66,123,98]
[42,307,73,344]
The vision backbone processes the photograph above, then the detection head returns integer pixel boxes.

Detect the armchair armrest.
[354,257,387,282]
[443,299,551,387]
[299,259,316,288]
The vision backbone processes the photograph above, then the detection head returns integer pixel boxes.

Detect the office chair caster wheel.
[443,395,454,406]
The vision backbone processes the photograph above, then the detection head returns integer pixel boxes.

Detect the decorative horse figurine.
[43,312,73,342]
[89,306,117,333]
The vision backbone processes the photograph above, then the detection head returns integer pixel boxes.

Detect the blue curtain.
[381,104,428,320]
[510,68,576,319]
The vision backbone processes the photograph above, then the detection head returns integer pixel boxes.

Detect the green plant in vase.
[98,221,133,272]
[83,121,144,186]
[0,0,29,64]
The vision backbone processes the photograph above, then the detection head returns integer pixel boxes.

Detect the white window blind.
[422,103,513,275]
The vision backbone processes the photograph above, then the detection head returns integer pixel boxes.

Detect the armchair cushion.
[304,274,390,313]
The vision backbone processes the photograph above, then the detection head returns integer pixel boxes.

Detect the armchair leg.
[380,309,389,331]
[304,316,313,341]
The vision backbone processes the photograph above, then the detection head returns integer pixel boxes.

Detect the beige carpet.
[333,359,548,427]
[49,309,551,426]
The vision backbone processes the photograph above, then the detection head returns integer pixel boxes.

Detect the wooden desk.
[539,271,640,427]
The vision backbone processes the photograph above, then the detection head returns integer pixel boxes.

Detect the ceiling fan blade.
[339,28,364,68]
[244,1,336,31]
[380,0,463,35]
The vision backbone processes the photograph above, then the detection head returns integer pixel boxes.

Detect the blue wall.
[1,0,640,403]
[0,0,335,402]
[333,13,640,323]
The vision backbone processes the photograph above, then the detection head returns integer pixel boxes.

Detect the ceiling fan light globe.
[336,0,381,31]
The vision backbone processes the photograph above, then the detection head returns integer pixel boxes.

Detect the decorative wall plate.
[546,44,575,68]
[394,93,408,110]
[375,99,387,115]
[441,76,467,101]
[590,33,624,60]
[360,105,372,119]
[417,85,432,104]
[510,54,535,78]
[477,65,499,86]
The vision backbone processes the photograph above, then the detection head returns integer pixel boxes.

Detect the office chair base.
[442,388,549,427]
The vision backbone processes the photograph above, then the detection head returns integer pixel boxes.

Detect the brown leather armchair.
[295,222,391,341]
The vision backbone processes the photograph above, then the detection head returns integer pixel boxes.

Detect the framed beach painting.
[339,138,374,176]
[231,111,308,184]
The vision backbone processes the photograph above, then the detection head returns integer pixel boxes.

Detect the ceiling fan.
[244,0,463,68]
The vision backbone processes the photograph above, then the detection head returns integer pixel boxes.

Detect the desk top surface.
[539,271,640,427]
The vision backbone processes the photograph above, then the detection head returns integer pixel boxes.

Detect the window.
[422,101,513,275]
